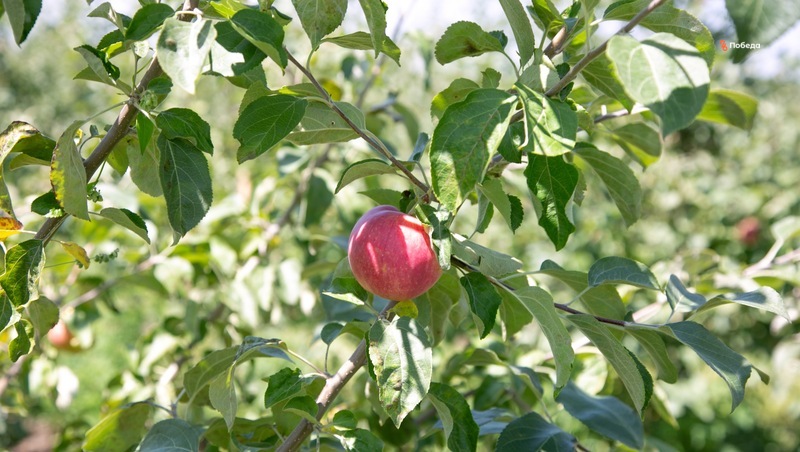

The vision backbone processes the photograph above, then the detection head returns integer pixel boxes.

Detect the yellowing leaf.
[390,300,419,318]
[61,241,90,269]
[0,217,23,240]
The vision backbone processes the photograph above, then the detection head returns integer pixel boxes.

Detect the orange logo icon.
[720,40,728,51]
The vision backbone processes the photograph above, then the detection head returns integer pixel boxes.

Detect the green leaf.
[157,18,216,94]
[320,322,343,345]
[3,0,41,45]
[460,272,502,339]
[419,204,453,271]
[304,173,334,226]
[506,286,574,390]
[234,94,307,163]
[359,188,403,208]
[127,136,162,197]
[209,369,237,430]
[451,234,523,277]
[1,296,17,333]
[138,419,204,452]
[415,270,461,346]
[125,3,173,41]
[428,382,479,452]
[291,0,347,49]
[725,0,800,62]
[337,428,385,451]
[430,78,479,120]
[284,395,319,423]
[581,54,635,111]
[666,321,752,412]
[88,1,128,30]
[499,0,536,65]
[515,81,577,156]
[264,368,304,409]
[435,21,504,65]
[98,207,150,244]
[323,258,368,305]
[556,381,644,449]
[477,178,523,232]
[9,320,32,361]
[481,68,502,89]
[567,314,653,414]
[136,114,155,153]
[211,20,267,76]
[183,346,238,399]
[537,260,627,321]
[573,143,642,226]
[367,316,432,427]
[696,88,758,130]
[527,0,563,36]
[83,403,152,451]
[524,154,578,250]
[604,0,715,67]
[608,122,662,168]
[26,296,59,337]
[322,31,401,65]
[0,122,54,218]
[607,33,710,135]
[696,287,790,321]
[230,8,287,68]
[430,89,516,212]
[286,101,365,145]
[357,0,387,58]
[50,120,89,220]
[665,274,706,313]
[626,327,678,383]
[156,108,213,155]
[0,239,45,307]
[336,159,398,193]
[157,136,213,242]
[588,256,659,289]
[496,411,576,452]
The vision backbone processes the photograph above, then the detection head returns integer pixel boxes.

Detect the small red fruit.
[736,216,761,247]
[47,319,75,351]
[348,205,442,301]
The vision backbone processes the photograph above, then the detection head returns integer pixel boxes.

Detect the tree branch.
[277,301,397,452]
[284,50,434,201]
[33,0,200,246]
[544,0,668,97]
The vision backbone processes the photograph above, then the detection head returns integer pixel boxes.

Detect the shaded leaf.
[524,154,578,250]
[98,207,150,244]
[230,8,287,68]
[264,368,304,409]
[477,178,523,232]
[460,272,502,339]
[336,159,398,193]
[183,346,238,399]
[234,94,307,163]
[573,143,642,226]
[696,88,758,130]
[430,78,479,120]
[626,327,678,383]
[125,3,174,41]
[156,108,213,155]
[496,411,576,452]
[725,0,800,62]
[567,314,652,414]
[666,321,752,412]
[666,274,706,313]
[428,382,479,452]
[581,54,635,111]
[83,403,152,451]
[138,419,204,452]
[9,320,32,361]
[556,381,644,449]
[609,122,662,168]
[588,256,659,289]
[451,234,523,277]
[435,21,504,65]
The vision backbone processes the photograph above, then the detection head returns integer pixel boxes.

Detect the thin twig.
[545,0,668,97]
[277,301,398,452]
[33,0,200,246]
[284,50,434,200]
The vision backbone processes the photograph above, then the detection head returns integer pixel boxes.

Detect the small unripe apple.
[47,319,75,351]
[348,205,442,301]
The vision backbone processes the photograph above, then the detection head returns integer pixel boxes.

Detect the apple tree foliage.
[0,0,798,450]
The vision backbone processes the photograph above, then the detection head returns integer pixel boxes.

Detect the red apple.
[348,205,442,301]
[47,319,75,351]
[736,216,761,247]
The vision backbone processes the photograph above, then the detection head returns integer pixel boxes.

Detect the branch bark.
[277,301,397,452]
[33,0,200,246]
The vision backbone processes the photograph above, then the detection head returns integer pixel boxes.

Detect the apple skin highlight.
[348,205,442,301]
